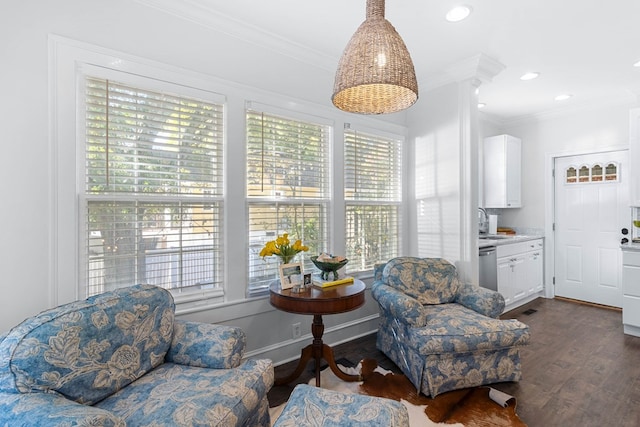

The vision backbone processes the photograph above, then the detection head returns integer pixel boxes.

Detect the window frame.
[79,66,227,302]
[343,125,404,273]
[50,36,408,313]
[245,102,333,295]
[79,72,226,300]
[51,37,231,310]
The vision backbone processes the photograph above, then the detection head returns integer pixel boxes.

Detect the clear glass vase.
[279,254,296,264]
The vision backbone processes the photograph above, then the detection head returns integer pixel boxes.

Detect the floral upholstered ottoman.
[272,384,409,426]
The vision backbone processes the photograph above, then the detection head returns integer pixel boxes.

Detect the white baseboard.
[504,291,544,313]
[244,314,380,366]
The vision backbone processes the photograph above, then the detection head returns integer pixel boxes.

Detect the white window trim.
[245,101,333,294]
[49,35,410,313]
[50,36,228,311]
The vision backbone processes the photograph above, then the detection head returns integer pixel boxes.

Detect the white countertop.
[478,234,543,248]
[621,242,640,252]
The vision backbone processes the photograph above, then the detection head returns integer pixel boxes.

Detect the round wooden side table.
[269,279,366,387]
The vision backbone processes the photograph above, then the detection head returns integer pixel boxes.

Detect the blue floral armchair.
[0,284,273,426]
[372,257,530,397]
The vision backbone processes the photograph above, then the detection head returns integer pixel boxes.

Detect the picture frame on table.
[279,262,303,290]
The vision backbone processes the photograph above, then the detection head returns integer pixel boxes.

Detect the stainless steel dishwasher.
[479,246,497,291]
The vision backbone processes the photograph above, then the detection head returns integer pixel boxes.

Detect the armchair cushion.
[0,285,174,405]
[166,320,246,369]
[94,360,273,427]
[383,257,461,305]
[0,392,125,427]
[455,282,505,318]
[371,282,427,328]
[415,304,530,354]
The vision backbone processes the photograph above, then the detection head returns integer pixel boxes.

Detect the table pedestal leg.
[274,314,362,387]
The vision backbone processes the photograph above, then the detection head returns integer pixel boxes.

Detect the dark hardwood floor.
[267,297,640,426]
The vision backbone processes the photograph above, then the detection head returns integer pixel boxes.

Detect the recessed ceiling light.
[478,103,486,109]
[634,60,640,67]
[446,5,472,22]
[520,72,540,81]
[554,94,572,101]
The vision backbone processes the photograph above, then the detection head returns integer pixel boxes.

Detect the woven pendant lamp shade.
[332,0,418,114]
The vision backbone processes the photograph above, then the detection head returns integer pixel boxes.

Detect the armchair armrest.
[371,282,428,327]
[0,392,124,427]
[166,320,246,369]
[455,283,505,318]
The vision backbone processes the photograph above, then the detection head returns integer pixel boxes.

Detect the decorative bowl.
[310,256,349,280]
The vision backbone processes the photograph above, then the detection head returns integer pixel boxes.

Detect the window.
[344,127,402,273]
[591,164,603,182]
[579,165,590,182]
[564,162,619,184]
[83,76,224,298]
[605,162,619,181]
[246,106,331,294]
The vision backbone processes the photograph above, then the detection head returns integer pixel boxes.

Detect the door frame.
[544,144,629,300]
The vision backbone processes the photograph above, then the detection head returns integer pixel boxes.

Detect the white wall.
[0,1,404,364]
[410,84,462,260]
[408,80,481,283]
[497,105,631,229]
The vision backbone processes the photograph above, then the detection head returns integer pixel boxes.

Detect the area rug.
[270,359,527,427]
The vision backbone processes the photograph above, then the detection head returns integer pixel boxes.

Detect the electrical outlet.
[292,322,301,339]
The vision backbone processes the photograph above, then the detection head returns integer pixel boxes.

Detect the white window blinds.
[246,108,331,294]
[84,76,224,297]
[344,128,402,272]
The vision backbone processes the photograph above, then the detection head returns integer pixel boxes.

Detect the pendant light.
[332,0,418,114]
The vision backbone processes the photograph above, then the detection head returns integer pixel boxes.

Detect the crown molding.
[134,0,337,72]
[500,92,638,128]
[478,111,507,128]
[445,53,506,85]
[420,53,505,94]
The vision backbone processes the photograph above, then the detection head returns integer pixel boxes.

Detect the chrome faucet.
[478,208,489,234]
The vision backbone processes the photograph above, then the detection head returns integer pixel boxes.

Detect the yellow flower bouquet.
[259,233,309,264]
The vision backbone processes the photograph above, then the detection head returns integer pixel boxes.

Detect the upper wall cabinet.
[483,134,522,208]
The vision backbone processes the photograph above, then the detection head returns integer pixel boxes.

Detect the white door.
[554,151,629,307]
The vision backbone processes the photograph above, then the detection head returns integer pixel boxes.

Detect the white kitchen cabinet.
[496,238,544,311]
[622,249,640,337]
[496,259,514,306]
[482,134,522,208]
[525,247,544,294]
[497,255,526,306]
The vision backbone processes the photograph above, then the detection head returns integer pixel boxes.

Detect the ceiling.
[142,0,640,123]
